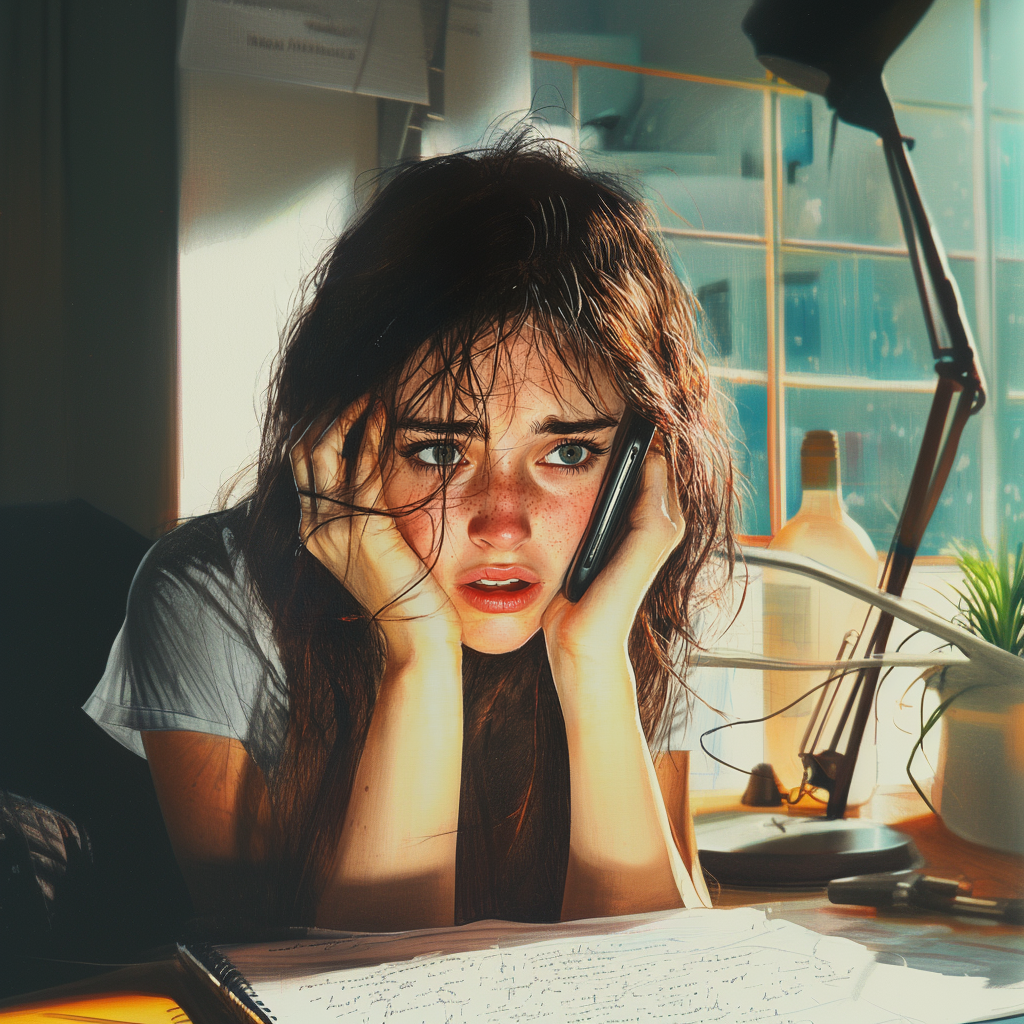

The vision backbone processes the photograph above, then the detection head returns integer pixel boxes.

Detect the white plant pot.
[928,663,1024,854]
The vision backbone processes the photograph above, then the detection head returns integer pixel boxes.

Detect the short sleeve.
[83,520,288,774]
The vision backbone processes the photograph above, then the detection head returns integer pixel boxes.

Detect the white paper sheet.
[225,908,1024,1024]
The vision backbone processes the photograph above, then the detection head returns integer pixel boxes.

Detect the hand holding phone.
[562,410,657,603]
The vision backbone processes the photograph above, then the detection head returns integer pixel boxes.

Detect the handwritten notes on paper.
[289,925,860,1022]
[232,909,1023,1024]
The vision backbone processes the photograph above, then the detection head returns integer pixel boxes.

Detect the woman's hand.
[541,437,685,683]
[291,400,464,930]
[290,399,463,662]
[540,441,705,918]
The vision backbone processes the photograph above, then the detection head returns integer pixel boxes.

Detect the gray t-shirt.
[83,514,289,779]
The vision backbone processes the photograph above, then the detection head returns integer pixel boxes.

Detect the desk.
[686,783,1024,904]
[686,783,1024,1000]
[2,782,1022,1022]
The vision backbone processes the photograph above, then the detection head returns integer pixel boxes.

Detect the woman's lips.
[455,566,543,614]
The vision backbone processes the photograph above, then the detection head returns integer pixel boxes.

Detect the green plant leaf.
[916,538,1024,804]
[950,536,1024,656]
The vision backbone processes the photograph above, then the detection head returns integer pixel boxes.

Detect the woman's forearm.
[316,639,463,931]
[553,651,706,921]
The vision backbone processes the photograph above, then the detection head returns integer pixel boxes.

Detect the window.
[697,280,732,358]
[532,0,1019,555]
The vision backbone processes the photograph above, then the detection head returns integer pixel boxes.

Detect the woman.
[84,137,735,933]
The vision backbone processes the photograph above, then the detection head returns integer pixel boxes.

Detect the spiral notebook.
[177,907,1024,1024]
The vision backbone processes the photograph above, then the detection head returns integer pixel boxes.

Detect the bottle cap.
[801,430,839,490]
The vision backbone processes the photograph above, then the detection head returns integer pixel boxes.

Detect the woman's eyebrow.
[533,415,619,435]
[396,417,487,438]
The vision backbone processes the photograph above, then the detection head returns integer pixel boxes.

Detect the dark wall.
[0,8,185,987]
[0,501,191,994]
[0,1,179,539]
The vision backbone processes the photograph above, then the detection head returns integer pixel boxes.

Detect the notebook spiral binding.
[177,941,277,1024]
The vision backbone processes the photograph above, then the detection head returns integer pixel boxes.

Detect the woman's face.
[381,332,624,654]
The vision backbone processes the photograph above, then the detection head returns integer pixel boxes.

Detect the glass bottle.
[762,430,879,807]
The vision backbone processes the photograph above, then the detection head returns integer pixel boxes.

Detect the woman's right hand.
[289,398,463,662]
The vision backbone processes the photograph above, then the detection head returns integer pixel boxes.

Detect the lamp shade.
[742,0,934,132]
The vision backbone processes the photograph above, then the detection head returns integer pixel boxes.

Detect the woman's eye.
[414,443,464,467]
[545,443,590,468]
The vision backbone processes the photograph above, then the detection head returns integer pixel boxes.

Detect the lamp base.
[695,812,922,887]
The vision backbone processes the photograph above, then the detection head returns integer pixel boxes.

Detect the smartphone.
[562,410,657,603]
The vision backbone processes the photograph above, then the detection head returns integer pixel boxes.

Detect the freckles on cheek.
[539,488,600,563]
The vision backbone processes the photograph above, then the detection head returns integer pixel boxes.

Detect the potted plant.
[950,540,1024,656]
[914,539,1024,853]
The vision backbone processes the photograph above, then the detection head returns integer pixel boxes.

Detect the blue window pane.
[990,0,1024,113]
[530,1,763,83]
[530,58,574,130]
[784,387,983,554]
[1003,403,1024,541]
[531,33,644,142]
[996,118,1024,258]
[781,95,903,247]
[781,100,973,254]
[884,0,973,108]
[781,98,814,183]
[582,73,765,237]
[717,381,770,538]
[780,252,936,380]
[997,259,1024,392]
[783,271,821,363]
[896,108,974,254]
[667,238,768,371]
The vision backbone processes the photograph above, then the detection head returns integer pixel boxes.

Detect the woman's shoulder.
[143,506,246,577]
[128,506,263,631]
[133,506,249,594]
[88,505,288,766]
[123,504,284,686]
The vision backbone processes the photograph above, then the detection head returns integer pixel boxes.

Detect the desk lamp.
[694,0,987,885]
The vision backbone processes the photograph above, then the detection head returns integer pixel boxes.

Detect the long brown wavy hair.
[231,135,736,927]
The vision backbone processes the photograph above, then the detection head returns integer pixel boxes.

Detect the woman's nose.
[466,466,533,552]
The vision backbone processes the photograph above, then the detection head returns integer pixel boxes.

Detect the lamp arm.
[883,127,987,399]
[739,547,1024,677]
[821,84,987,818]
[690,649,967,671]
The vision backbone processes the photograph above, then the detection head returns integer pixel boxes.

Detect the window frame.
[533,21,1014,560]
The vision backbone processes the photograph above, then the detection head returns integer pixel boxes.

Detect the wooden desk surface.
[688,783,1024,904]
[683,781,1024,1002]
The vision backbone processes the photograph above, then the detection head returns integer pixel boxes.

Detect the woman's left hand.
[542,439,703,918]
[541,437,685,686]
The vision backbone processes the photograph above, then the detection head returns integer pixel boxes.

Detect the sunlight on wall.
[178,178,351,518]
[422,0,532,154]
[175,0,534,522]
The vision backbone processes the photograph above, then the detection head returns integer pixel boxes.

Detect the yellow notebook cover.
[0,993,190,1024]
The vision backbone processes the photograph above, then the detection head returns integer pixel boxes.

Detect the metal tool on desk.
[829,870,1024,925]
